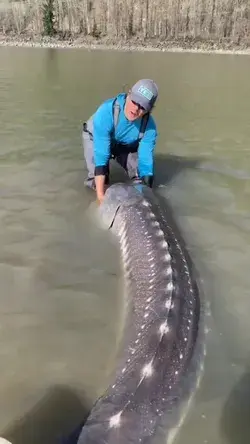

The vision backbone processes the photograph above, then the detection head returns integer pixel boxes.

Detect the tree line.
[0,0,249,45]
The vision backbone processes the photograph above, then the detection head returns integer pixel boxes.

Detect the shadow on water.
[220,364,250,444]
[2,385,90,444]
[153,154,222,314]
[76,151,202,197]
[150,153,250,185]
[92,152,202,189]
[153,153,202,187]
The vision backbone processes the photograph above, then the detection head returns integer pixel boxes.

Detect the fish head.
[98,183,144,229]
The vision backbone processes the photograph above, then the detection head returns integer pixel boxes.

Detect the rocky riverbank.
[0,33,250,55]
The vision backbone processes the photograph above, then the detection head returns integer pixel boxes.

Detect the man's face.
[124,93,147,121]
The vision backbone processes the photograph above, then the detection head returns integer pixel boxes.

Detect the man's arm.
[95,174,106,203]
[137,117,158,187]
[93,101,113,203]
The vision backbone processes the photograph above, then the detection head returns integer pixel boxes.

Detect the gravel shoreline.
[1,34,250,55]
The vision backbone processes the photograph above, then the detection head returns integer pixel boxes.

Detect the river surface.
[0,46,250,444]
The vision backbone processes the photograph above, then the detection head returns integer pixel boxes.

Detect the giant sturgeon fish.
[77,183,205,444]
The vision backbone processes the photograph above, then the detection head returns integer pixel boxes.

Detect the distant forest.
[0,0,249,45]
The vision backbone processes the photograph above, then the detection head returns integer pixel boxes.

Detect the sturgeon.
[77,183,204,444]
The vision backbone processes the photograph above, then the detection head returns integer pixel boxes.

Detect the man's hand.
[97,194,105,206]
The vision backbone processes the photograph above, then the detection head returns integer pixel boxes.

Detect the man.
[82,79,158,204]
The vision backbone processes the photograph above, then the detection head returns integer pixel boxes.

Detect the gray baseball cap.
[130,79,158,112]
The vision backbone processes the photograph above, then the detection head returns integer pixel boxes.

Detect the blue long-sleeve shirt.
[92,93,158,177]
